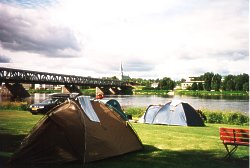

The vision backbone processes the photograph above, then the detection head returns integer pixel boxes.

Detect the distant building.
[22,84,32,90]
[34,84,59,90]
[151,82,159,88]
[181,77,204,90]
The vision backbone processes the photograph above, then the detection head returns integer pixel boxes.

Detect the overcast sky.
[0,0,248,80]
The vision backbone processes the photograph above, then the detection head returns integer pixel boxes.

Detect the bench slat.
[220,136,249,142]
[220,128,249,133]
[223,140,249,146]
[220,127,249,146]
[220,132,249,138]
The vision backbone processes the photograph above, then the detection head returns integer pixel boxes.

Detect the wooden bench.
[219,127,249,159]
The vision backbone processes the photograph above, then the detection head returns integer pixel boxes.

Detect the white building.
[34,84,60,90]
[181,77,204,90]
[151,82,159,88]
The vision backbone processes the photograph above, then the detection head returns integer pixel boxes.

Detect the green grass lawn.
[0,110,248,168]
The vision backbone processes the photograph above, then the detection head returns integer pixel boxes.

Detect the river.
[3,93,247,114]
[105,95,249,114]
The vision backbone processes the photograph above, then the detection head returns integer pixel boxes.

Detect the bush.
[202,109,249,125]
[0,102,29,111]
[124,107,146,118]
[28,89,60,94]
[222,112,249,125]
[141,87,155,90]
[205,112,223,123]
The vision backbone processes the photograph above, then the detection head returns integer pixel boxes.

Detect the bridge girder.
[0,67,127,87]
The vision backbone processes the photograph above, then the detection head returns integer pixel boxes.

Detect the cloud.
[124,60,155,72]
[0,55,10,63]
[0,0,248,80]
[0,0,55,8]
[0,3,81,58]
[215,50,249,61]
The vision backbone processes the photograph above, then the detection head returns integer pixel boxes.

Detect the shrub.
[222,112,249,125]
[141,87,155,90]
[124,107,146,118]
[204,111,223,123]
[0,102,29,111]
[28,89,60,94]
[202,109,249,125]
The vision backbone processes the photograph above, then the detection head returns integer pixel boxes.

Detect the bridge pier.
[118,86,133,95]
[96,87,110,96]
[3,83,30,99]
[0,84,12,97]
[96,86,133,96]
[62,85,82,94]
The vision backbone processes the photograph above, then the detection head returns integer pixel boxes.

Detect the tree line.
[191,72,249,91]
[124,72,249,92]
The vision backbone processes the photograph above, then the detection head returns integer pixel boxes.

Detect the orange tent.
[10,96,143,166]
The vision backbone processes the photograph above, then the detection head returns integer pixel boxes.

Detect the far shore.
[26,88,249,97]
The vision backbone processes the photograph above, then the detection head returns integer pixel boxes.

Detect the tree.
[235,73,249,91]
[197,82,203,90]
[191,82,198,90]
[227,79,235,91]
[158,77,175,90]
[202,72,214,91]
[111,76,118,80]
[181,78,186,82]
[222,75,235,91]
[243,82,249,92]
[145,80,151,88]
[211,74,222,91]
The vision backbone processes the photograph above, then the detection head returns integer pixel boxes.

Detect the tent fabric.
[144,105,162,124]
[9,99,143,166]
[10,101,86,164]
[170,99,184,107]
[181,103,204,126]
[139,100,204,126]
[104,99,128,121]
[78,96,100,122]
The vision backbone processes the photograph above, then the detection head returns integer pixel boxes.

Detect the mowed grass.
[0,110,249,168]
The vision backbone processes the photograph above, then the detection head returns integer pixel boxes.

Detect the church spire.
[120,62,123,78]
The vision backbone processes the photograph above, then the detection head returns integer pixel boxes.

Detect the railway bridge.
[0,67,132,98]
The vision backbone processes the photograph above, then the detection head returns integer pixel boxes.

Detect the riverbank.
[134,89,249,97]
[0,110,248,168]
[28,89,61,94]
[28,88,97,95]
[175,90,249,97]
[27,88,249,97]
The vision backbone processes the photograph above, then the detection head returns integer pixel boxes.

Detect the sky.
[0,0,249,80]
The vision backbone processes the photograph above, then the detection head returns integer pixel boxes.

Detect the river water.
[105,95,249,114]
[4,93,247,114]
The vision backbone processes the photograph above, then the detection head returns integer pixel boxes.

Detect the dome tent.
[139,100,205,126]
[9,96,143,166]
[100,99,128,121]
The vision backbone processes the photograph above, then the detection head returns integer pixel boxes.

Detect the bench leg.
[224,144,238,159]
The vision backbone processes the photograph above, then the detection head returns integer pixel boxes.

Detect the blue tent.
[140,100,205,126]
[101,99,129,121]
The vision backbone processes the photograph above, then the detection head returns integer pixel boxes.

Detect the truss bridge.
[0,67,132,98]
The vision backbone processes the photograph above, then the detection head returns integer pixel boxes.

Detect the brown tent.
[9,96,143,165]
